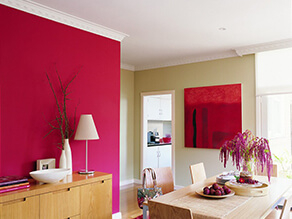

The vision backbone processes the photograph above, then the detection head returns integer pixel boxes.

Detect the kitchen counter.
[147,143,172,147]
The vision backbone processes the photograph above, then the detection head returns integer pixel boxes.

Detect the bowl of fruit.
[229,178,262,187]
[196,183,235,198]
[228,172,263,188]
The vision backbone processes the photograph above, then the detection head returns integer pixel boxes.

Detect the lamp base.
[78,169,95,174]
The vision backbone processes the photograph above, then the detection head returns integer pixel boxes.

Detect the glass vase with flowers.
[219,130,273,182]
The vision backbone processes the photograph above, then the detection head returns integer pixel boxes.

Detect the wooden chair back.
[189,162,206,184]
[148,200,193,219]
[265,192,292,219]
[255,164,278,177]
[145,167,174,194]
[280,195,292,219]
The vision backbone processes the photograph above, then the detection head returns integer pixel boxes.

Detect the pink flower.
[219,130,273,182]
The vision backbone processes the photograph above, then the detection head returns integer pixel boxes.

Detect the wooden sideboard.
[0,171,112,219]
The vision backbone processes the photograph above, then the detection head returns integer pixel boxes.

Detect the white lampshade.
[75,114,99,140]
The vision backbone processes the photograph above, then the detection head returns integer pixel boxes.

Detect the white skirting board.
[120,178,184,190]
[174,185,184,190]
[120,178,141,187]
[112,212,122,219]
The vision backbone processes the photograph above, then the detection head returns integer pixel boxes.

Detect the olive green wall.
[120,69,135,182]
[133,55,256,186]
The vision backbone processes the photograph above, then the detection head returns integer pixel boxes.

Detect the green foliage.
[273,150,292,178]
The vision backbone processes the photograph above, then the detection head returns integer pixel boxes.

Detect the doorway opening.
[140,90,175,182]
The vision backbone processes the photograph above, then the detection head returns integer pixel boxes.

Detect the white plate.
[217,173,236,180]
[229,179,263,187]
[216,174,236,184]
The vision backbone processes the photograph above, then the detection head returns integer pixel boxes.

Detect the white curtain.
[256,47,292,96]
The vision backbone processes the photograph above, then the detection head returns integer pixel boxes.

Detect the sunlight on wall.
[120,69,135,182]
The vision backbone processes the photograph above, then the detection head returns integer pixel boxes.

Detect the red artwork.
[184,84,242,149]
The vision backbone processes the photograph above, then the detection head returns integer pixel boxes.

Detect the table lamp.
[74,114,99,174]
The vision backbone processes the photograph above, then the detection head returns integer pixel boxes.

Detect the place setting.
[216,171,237,185]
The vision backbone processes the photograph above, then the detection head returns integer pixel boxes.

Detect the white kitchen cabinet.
[146,96,171,121]
[158,145,172,168]
[144,146,159,168]
[160,98,171,121]
[146,97,161,120]
[144,145,172,169]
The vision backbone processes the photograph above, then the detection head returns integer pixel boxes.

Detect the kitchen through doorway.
[140,90,175,182]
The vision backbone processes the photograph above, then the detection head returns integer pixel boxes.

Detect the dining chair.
[189,162,206,184]
[148,200,193,219]
[265,194,292,219]
[257,163,291,215]
[145,166,174,194]
[143,167,174,219]
[255,164,278,177]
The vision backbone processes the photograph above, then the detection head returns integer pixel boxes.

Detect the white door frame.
[140,90,175,183]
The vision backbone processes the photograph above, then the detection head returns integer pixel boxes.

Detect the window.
[256,48,292,177]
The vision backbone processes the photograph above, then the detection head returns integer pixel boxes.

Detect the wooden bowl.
[225,181,269,196]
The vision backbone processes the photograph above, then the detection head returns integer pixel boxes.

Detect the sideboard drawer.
[0,196,39,219]
[40,186,80,219]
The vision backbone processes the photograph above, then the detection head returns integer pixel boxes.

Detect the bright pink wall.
[0,5,120,213]
[0,87,1,176]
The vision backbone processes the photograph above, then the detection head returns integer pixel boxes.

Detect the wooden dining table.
[148,175,292,219]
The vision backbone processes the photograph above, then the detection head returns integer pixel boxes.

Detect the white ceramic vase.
[59,149,67,169]
[64,138,72,175]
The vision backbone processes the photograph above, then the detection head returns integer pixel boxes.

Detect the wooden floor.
[120,183,143,219]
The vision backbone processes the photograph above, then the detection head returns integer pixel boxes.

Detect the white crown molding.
[0,0,128,42]
[135,50,238,71]
[234,38,292,56]
[121,63,135,71]
[134,38,292,71]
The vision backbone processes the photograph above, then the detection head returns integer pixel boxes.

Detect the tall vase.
[59,149,67,169]
[241,160,254,179]
[64,138,72,175]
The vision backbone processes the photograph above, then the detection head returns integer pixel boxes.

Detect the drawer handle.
[102,180,104,183]
[53,188,71,194]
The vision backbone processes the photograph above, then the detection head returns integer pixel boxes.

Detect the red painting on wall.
[184,84,242,149]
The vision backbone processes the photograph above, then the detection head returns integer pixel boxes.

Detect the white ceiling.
[24,0,292,70]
